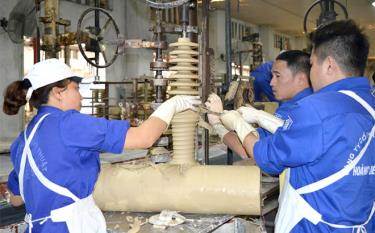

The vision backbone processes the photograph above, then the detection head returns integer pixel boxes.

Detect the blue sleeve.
[7,170,20,195]
[251,61,273,74]
[253,102,324,175]
[60,111,130,153]
[257,128,270,139]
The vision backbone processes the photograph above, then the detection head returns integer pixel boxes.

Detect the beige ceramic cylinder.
[170,110,199,164]
[93,163,261,215]
[168,37,200,164]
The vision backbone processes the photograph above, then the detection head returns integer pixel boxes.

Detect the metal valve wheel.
[76,7,120,68]
[303,0,348,35]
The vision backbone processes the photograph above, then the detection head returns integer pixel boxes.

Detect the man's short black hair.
[276,50,311,78]
[310,20,369,76]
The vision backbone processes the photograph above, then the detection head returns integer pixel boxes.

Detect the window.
[231,20,252,41]
[274,34,290,50]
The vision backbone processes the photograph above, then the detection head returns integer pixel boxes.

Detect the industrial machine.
[80,2,278,232]
[0,1,278,232]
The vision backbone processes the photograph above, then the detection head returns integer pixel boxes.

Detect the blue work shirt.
[251,61,277,102]
[257,88,313,138]
[7,106,129,232]
[254,77,375,232]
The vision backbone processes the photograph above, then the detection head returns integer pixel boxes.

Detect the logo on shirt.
[275,113,282,119]
[282,115,293,130]
[371,86,375,98]
[346,131,370,167]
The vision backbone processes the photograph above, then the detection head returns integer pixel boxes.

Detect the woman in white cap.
[3,58,200,233]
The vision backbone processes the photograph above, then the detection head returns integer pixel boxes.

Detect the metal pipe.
[188,0,197,42]
[225,0,233,165]
[64,26,70,65]
[239,51,242,76]
[202,0,210,165]
[35,0,41,62]
[180,3,189,37]
[224,0,232,93]
[95,0,100,66]
[44,0,58,58]
[154,9,164,103]
[132,79,138,118]
[104,83,109,119]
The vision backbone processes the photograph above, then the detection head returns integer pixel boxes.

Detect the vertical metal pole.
[35,0,41,62]
[225,0,233,92]
[133,79,138,118]
[239,52,242,76]
[94,0,101,80]
[188,0,198,42]
[180,3,189,37]
[202,0,210,165]
[64,26,70,65]
[155,9,164,103]
[94,0,100,65]
[225,0,233,165]
[104,83,109,119]
[44,0,58,59]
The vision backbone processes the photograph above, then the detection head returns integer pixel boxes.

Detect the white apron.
[275,90,375,233]
[18,114,107,233]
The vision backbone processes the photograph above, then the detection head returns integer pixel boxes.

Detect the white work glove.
[151,95,201,127]
[205,93,229,140]
[220,110,259,144]
[212,123,229,141]
[205,93,223,125]
[237,106,284,134]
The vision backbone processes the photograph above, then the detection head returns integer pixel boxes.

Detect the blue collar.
[316,77,370,94]
[291,88,313,102]
[280,88,313,106]
[37,106,64,115]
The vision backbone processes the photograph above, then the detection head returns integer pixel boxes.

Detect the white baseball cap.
[23,59,82,100]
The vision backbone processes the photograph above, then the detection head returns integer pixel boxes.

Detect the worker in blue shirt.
[219,20,375,232]
[244,50,313,139]
[206,50,312,158]
[251,61,277,102]
[3,59,200,233]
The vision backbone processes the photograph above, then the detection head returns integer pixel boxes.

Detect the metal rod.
[180,3,189,37]
[44,0,58,58]
[93,81,150,85]
[35,0,41,62]
[225,0,233,165]
[95,0,100,66]
[155,9,164,103]
[224,0,232,94]
[202,0,210,165]
[133,79,138,118]
[188,0,198,42]
[104,83,109,119]
[239,52,242,76]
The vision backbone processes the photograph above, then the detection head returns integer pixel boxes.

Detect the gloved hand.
[237,106,284,134]
[212,123,229,141]
[151,95,201,127]
[205,93,223,125]
[220,110,258,144]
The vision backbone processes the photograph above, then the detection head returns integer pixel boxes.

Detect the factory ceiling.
[205,0,375,58]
